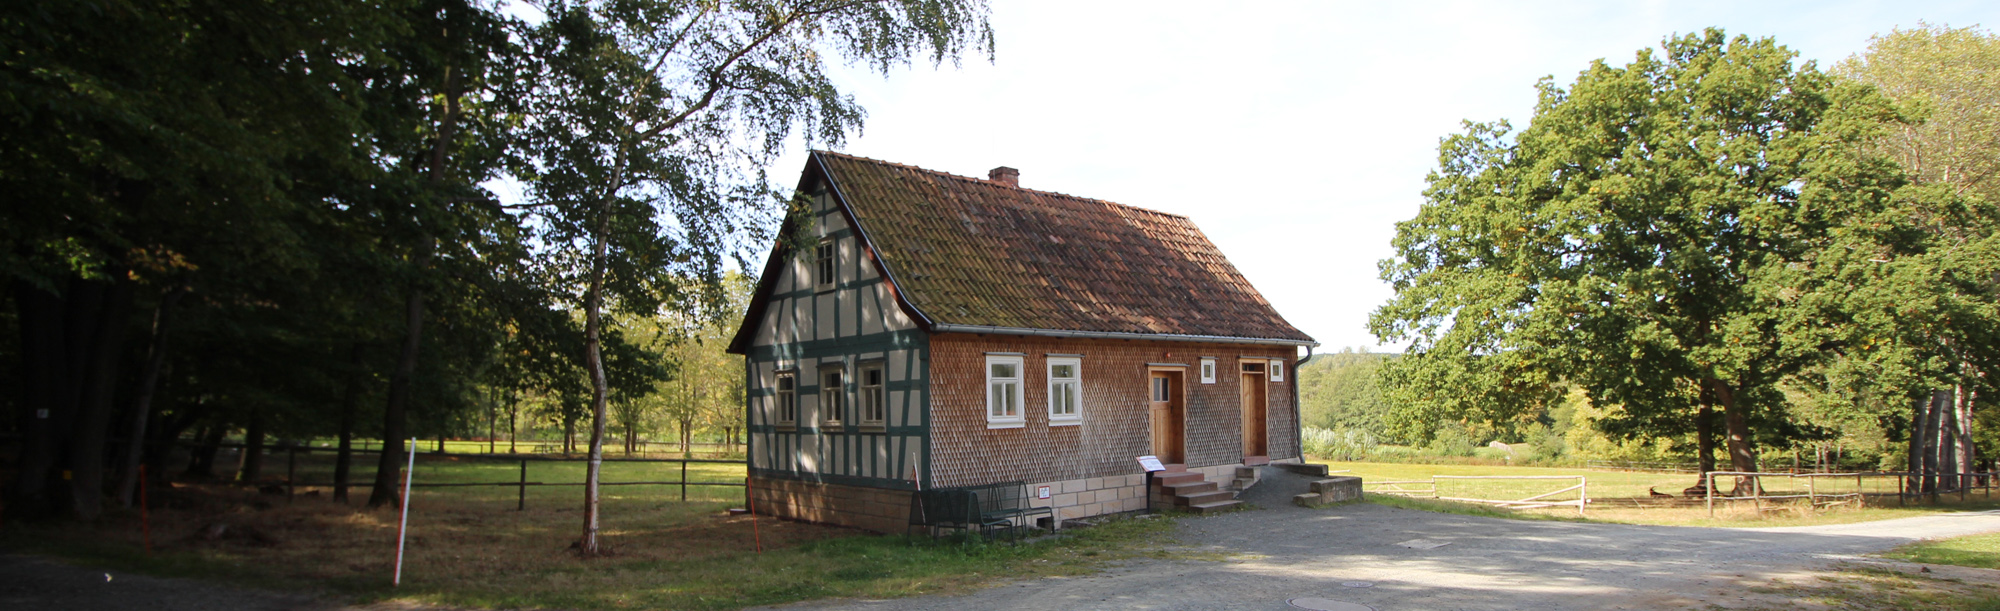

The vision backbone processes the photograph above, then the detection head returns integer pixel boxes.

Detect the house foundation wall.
[750,475,912,534]
[1027,473,1152,522]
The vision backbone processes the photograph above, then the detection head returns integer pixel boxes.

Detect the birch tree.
[511,0,990,555]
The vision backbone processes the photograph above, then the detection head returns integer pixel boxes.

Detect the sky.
[752,0,1995,354]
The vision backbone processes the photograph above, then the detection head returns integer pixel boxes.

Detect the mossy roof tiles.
[817,151,1311,344]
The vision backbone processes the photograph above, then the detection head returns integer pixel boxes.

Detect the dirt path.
[762,468,2000,611]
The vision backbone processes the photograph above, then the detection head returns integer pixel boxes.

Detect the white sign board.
[1037,485,1052,499]
[1136,455,1166,472]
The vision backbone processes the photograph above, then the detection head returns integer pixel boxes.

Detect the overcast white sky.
[750,1,1994,353]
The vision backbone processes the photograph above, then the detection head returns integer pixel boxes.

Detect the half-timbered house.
[727,152,1317,532]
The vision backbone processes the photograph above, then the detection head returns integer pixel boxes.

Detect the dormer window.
[814,238,836,291]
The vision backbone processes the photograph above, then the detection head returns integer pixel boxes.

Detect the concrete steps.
[1149,465,1244,513]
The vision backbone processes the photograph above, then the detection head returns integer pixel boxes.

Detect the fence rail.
[1702,471,1996,516]
[1364,475,1589,516]
[239,443,747,510]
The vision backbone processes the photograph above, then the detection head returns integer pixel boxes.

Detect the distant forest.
[1297,348,1394,436]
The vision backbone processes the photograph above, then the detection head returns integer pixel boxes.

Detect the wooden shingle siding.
[927,333,1296,489]
[746,183,929,491]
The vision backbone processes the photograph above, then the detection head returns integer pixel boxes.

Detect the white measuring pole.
[394,438,416,586]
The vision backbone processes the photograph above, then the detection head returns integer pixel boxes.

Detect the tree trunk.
[1936,391,1952,491]
[118,288,183,508]
[1909,392,1930,493]
[239,407,266,483]
[578,191,616,556]
[4,279,72,519]
[185,422,224,479]
[1708,378,1759,495]
[508,391,517,454]
[67,276,134,520]
[370,59,458,508]
[334,344,363,503]
[1954,382,1976,493]
[1920,389,1947,495]
[1696,381,1717,474]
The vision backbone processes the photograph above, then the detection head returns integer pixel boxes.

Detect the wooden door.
[1240,371,1267,457]
[1149,371,1184,464]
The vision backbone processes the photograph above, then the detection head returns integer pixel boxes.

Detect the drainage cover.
[1340,581,1374,588]
[1287,598,1376,611]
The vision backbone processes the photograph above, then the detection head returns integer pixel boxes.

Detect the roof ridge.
[813,150,1189,220]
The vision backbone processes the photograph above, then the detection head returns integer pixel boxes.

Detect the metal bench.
[909,481,1053,539]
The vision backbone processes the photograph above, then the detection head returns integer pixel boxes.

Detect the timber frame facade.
[729,152,1316,532]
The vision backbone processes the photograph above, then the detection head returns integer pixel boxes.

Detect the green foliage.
[1296,348,1393,436]
[1370,29,1993,472]
[1300,426,1377,461]
[1427,423,1478,457]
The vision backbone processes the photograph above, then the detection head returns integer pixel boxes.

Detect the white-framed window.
[775,371,797,426]
[819,365,845,427]
[814,238,836,291]
[1269,359,1285,382]
[859,362,886,427]
[1199,358,1216,384]
[1047,357,1081,425]
[985,355,1024,428]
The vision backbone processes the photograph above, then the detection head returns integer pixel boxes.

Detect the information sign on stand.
[1137,455,1165,472]
[1136,455,1165,514]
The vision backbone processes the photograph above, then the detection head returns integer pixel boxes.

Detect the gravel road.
[760,467,2000,611]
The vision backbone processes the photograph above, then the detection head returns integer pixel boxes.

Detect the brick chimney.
[988,166,1019,187]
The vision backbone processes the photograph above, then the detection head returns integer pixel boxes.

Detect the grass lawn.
[1883,532,2000,570]
[1319,459,2000,528]
[1741,566,2000,610]
[0,452,1174,610]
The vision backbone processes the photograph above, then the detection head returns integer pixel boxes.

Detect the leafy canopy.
[1371,30,1911,457]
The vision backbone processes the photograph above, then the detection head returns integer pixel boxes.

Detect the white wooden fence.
[1364,475,1589,516]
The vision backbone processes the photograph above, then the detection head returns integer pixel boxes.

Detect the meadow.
[1317,460,2000,528]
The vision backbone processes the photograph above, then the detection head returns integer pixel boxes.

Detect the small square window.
[985,355,1024,428]
[1048,357,1081,426]
[1199,358,1216,384]
[1269,359,1285,382]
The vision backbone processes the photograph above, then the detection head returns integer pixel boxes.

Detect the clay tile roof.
[818,151,1312,344]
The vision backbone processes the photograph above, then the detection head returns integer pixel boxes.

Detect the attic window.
[814,238,836,291]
